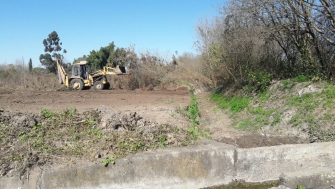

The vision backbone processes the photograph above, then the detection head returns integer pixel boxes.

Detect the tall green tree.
[39,31,67,73]
[86,42,117,71]
[28,58,33,72]
[77,42,135,71]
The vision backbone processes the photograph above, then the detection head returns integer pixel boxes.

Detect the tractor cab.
[71,61,91,80]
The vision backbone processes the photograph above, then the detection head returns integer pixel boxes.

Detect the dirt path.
[196,92,247,139]
[196,92,305,148]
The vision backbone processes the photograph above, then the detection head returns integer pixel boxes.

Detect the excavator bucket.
[115,66,127,75]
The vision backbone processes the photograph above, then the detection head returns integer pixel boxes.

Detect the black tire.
[94,80,104,90]
[104,82,110,90]
[70,79,84,90]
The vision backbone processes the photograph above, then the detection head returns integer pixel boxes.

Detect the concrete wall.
[235,142,335,182]
[1,140,335,189]
[41,141,235,189]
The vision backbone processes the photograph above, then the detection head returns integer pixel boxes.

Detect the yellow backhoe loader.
[56,59,127,90]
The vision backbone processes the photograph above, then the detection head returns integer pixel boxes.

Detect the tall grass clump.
[210,92,250,114]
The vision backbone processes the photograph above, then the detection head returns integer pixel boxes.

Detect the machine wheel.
[104,82,110,90]
[94,80,104,90]
[70,79,84,90]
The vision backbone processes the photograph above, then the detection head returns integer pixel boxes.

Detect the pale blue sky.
[0,0,224,67]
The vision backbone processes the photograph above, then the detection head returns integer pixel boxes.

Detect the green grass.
[289,115,302,127]
[282,80,295,91]
[210,93,250,114]
[257,90,271,102]
[248,106,274,116]
[322,83,335,98]
[233,107,280,131]
[233,118,252,131]
[292,75,309,82]
[290,93,320,111]
[230,97,250,113]
[211,91,282,131]
[41,108,54,118]
[187,95,200,125]
[271,112,281,126]
[212,81,335,140]
[185,94,211,140]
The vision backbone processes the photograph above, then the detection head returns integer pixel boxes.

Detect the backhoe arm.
[56,59,69,87]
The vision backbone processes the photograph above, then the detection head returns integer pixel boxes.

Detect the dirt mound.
[0,106,196,178]
[0,110,42,177]
[95,106,190,149]
[0,109,38,130]
[97,105,159,132]
[105,75,131,90]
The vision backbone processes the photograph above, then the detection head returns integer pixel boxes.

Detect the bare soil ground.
[0,87,304,148]
[0,87,190,126]
[0,86,308,178]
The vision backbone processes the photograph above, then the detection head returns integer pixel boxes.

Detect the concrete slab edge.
[1,140,335,189]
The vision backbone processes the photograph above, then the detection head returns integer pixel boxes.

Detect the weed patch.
[187,95,200,126]
[210,92,250,114]
[292,75,309,82]
[211,80,335,143]
[233,106,279,131]
[281,80,296,91]
[257,91,271,102]
[322,84,335,99]
[233,118,252,130]
[0,107,199,177]
[177,90,211,140]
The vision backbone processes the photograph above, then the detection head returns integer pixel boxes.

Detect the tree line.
[195,0,335,92]
[73,42,137,71]
[39,31,138,73]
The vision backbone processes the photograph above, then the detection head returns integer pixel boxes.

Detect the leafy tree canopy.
[40,31,67,73]
[79,42,134,71]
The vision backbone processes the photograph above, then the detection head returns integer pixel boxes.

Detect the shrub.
[243,70,272,93]
[292,75,309,82]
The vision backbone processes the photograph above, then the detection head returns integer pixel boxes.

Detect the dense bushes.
[196,0,335,93]
[0,62,58,90]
